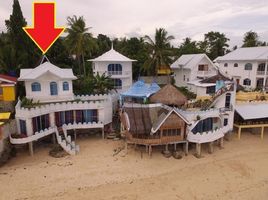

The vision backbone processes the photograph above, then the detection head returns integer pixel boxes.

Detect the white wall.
[218,60,267,89]
[25,73,74,103]
[173,68,191,87]
[93,61,133,93]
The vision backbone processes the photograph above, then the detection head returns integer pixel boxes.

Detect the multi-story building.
[216,46,268,90]
[12,61,113,156]
[89,46,135,93]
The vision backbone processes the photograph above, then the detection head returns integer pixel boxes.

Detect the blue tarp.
[121,80,160,98]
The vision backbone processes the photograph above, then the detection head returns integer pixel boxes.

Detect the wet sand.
[1,132,268,200]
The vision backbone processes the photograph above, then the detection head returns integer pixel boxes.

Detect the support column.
[149,145,152,157]
[208,142,214,154]
[125,142,128,154]
[219,137,224,149]
[29,142,33,156]
[102,128,105,139]
[261,126,264,139]
[184,142,189,156]
[51,133,56,144]
[196,143,201,158]
[238,127,241,140]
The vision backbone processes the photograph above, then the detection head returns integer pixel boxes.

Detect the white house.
[216,47,268,90]
[89,46,135,93]
[13,61,113,156]
[171,54,217,97]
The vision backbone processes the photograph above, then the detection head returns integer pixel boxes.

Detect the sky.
[0,0,268,48]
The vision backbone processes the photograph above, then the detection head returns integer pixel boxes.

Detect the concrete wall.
[217,60,267,89]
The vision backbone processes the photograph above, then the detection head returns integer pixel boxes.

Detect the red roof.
[0,74,17,83]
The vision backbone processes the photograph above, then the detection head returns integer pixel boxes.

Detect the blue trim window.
[63,81,69,91]
[82,110,98,123]
[108,64,122,75]
[19,120,27,135]
[50,82,58,95]
[192,118,213,134]
[31,82,41,92]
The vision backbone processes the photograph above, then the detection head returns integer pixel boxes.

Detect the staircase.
[55,126,79,155]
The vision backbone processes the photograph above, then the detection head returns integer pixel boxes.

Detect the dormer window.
[31,82,41,92]
[108,64,122,75]
[63,81,69,91]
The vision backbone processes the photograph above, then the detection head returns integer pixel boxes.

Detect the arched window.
[113,79,122,89]
[243,78,251,86]
[224,63,228,67]
[245,63,252,70]
[108,64,122,75]
[31,82,41,92]
[63,81,69,91]
[234,63,238,67]
[50,82,58,95]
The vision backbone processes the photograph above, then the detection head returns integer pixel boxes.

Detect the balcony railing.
[257,71,265,75]
[108,71,122,75]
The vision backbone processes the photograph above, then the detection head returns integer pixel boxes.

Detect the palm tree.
[143,28,175,75]
[65,15,97,76]
[93,73,114,94]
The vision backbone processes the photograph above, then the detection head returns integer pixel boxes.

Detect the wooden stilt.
[145,145,148,153]
[174,144,177,151]
[125,142,128,154]
[261,126,264,139]
[29,142,34,156]
[208,142,214,154]
[74,129,77,141]
[52,133,56,144]
[165,144,168,151]
[149,145,152,157]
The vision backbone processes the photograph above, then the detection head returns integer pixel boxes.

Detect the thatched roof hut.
[149,84,187,106]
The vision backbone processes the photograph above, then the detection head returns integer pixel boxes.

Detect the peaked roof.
[18,61,77,81]
[149,84,187,106]
[0,74,17,84]
[89,47,136,62]
[151,108,190,134]
[170,54,215,69]
[216,47,268,61]
[121,80,160,98]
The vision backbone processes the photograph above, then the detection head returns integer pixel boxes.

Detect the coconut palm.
[65,15,97,76]
[93,73,114,94]
[143,28,175,75]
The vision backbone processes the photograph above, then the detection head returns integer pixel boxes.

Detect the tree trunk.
[82,52,86,76]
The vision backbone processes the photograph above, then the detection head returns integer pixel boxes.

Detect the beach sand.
[1,132,268,200]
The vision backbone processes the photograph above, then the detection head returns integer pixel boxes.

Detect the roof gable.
[89,47,136,62]
[171,54,215,70]
[18,62,77,81]
[151,108,190,134]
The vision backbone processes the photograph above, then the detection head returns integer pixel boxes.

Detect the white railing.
[187,126,229,144]
[176,108,220,122]
[74,94,111,101]
[55,128,78,155]
[257,71,265,75]
[10,127,56,144]
[108,71,122,75]
[16,99,111,119]
[62,122,104,130]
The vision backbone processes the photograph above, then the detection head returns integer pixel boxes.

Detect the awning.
[0,112,11,120]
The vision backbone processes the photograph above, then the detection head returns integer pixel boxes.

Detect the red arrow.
[23,2,65,54]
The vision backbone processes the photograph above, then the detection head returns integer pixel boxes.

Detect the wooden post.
[51,133,56,144]
[149,145,152,157]
[238,127,241,140]
[174,144,177,151]
[261,126,264,139]
[145,145,148,153]
[165,144,168,151]
[208,142,214,154]
[29,142,34,156]
[74,129,77,141]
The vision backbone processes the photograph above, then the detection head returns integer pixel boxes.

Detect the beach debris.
[49,145,68,158]
[113,146,125,156]
[162,150,172,158]
[172,151,182,159]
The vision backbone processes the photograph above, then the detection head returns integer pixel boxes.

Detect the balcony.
[257,70,265,75]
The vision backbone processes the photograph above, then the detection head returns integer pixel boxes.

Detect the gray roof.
[236,102,268,120]
[216,47,268,62]
[19,62,77,81]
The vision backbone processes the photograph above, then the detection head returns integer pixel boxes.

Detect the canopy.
[121,80,160,98]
